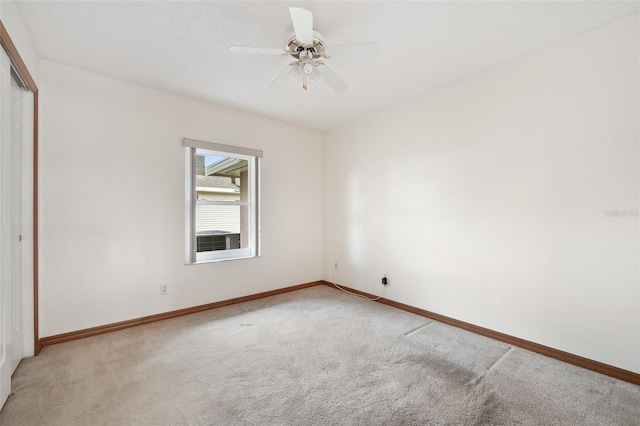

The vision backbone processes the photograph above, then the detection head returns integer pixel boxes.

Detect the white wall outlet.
[160,284,168,295]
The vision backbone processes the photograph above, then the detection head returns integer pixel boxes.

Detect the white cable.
[328,267,387,301]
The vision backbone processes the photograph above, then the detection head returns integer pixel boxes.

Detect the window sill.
[186,255,261,265]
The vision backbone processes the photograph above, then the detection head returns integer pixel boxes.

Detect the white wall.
[39,60,323,337]
[1,0,39,357]
[324,13,639,373]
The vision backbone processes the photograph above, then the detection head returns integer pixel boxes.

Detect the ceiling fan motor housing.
[286,30,326,60]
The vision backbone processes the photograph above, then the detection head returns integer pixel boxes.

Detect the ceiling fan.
[228,7,379,92]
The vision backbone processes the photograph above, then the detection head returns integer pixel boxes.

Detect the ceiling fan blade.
[289,7,314,45]
[318,64,348,93]
[326,42,380,59]
[270,64,293,90]
[229,46,285,55]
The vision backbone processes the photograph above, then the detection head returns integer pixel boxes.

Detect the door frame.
[0,21,39,355]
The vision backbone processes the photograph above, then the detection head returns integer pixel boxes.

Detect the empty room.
[0,1,639,424]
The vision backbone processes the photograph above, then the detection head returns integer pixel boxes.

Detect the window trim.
[183,138,261,264]
[182,138,263,158]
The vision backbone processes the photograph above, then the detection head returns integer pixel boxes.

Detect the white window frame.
[183,138,262,264]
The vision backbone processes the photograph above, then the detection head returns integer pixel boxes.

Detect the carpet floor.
[1,285,639,425]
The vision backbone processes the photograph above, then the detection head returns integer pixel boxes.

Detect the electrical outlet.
[381,276,388,286]
[160,284,168,295]
[334,262,339,270]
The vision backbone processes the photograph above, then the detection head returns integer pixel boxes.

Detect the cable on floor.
[327,268,387,301]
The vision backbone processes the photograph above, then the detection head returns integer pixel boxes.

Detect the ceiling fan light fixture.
[303,62,314,74]
[290,56,320,91]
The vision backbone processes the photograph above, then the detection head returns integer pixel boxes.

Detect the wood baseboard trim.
[40,280,324,347]
[38,279,640,385]
[321,281,640,386]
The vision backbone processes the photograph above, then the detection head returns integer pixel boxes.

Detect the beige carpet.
[1,285,639,425]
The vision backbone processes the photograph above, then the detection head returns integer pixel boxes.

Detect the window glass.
[184,142,260,263]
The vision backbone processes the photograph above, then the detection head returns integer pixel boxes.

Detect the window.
[183,138,261,263]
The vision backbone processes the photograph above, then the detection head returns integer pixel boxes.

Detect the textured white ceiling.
[16,1,639,131]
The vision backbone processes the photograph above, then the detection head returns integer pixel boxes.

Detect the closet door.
[0,43,25,409]
[10,64,23,374]
[0,43,12,409]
